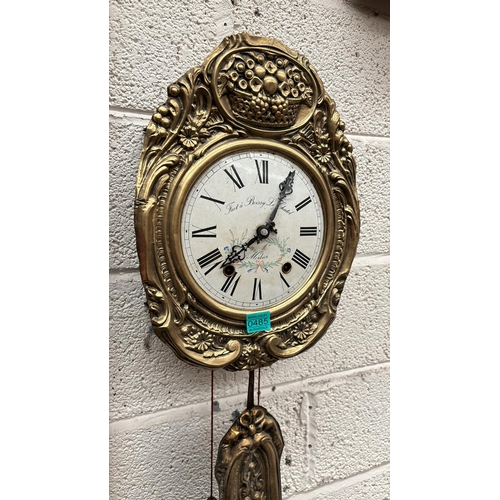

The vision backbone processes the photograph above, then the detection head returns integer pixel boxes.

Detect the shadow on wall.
[349,0,390,17]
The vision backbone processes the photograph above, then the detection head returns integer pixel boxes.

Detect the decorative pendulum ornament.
[134,32,360,498]
[215,370,284,499]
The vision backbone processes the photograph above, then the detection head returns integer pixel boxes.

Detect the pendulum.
[215,370,284,499]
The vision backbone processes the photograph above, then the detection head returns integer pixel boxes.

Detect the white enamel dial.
[181,151,325,310]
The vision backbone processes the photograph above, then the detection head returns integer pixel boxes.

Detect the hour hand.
[220,222,277,268]
[220,234,259,268]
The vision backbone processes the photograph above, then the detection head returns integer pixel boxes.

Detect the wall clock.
[134,32,360,499]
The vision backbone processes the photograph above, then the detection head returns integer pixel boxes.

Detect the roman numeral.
[255,159,269,184]
[191,225,217,238]
[221,273,241,296]
[252,278,263,300]
[300,226,318,236]
[295,196,312,211]
[279,272,290,288]
[292,249,311,269]
[200,193,225,208]
[224,165,244,189]
[197,248,222,271]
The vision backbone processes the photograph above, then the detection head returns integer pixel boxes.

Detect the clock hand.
[221,222,277,268]
[251,170,295,243]
[221,171,295,268]
[221,234,259,268]
[267,170,295,226]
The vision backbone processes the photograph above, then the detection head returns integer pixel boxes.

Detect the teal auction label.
[246,311,271,334]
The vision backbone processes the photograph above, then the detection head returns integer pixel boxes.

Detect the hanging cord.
[247,370,255,409]
[207,370,216,500]
[258,367,261,406]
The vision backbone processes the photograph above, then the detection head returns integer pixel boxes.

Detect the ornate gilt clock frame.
[134,32,359,372]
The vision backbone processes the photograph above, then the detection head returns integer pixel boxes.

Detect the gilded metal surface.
[134,32,360,370]
[215,406,284,500]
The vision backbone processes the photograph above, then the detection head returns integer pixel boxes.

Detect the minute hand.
[267,170,295,224]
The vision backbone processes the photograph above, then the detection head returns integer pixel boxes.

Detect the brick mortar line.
[109,362,389,434]
[348,132,390,141]
[285,462,390,499]
[109,106,151,119]
[108,107,390,141]
[108,253,390,277]
[352,253,390,268]
[109,268,140,275]
[299,391,318,490]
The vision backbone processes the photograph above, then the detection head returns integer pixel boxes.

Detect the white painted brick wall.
[109,1,389,498]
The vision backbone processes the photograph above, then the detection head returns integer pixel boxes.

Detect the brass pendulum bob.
[215,370,284,499]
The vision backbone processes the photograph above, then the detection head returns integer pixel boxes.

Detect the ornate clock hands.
[220,171,295,268]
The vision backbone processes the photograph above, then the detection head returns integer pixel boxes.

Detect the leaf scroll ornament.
[182,325,236,359]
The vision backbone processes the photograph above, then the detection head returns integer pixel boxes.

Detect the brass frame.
[134,33,360,371]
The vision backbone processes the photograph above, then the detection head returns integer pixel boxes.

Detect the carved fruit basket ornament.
[134,32,359,500]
